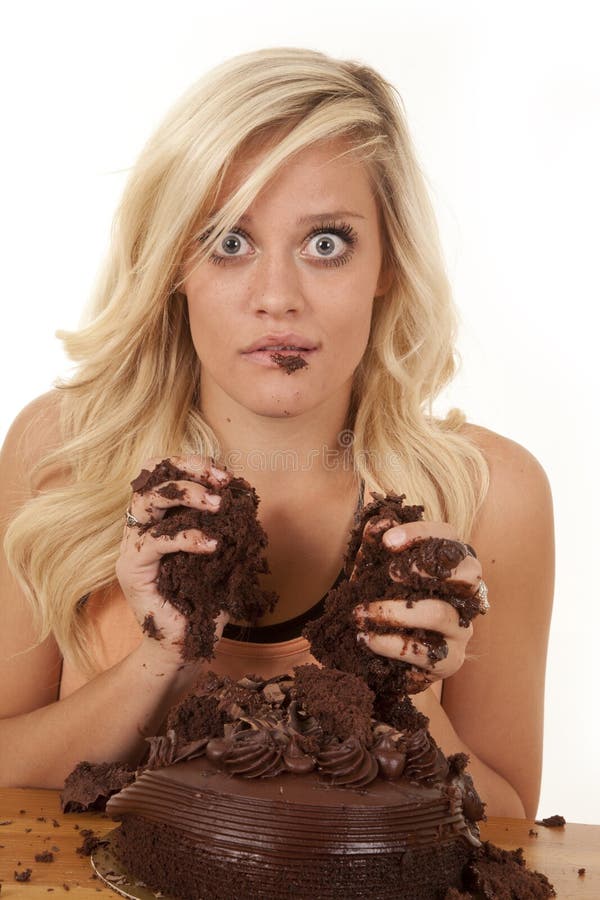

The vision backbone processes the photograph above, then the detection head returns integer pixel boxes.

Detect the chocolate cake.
[67,483,554,898]
[130,459,277,660]
[107,668,482,899]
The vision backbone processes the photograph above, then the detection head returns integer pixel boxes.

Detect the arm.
[0,396,224,788]
[438,426,555,818]
[356,427,554,818]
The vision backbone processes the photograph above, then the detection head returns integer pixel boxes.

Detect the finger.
[389,552,483,591]
[124,528,218,568]
[382,520,459,549]
[350,516,399,582]
[358,630,468,679]
[169,456,232,489]
[357,630,443,668]
[355,598,473,640]
[129,480,222,525]
[133,456,232,495]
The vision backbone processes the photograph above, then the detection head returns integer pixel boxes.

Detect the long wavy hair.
[4,47,488,674]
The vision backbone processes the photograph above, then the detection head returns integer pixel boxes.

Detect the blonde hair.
[5,47,488,674]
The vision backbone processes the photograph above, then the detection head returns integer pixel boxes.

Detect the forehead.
[216,137,378,217]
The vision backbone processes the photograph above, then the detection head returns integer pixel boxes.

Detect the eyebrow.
[238,210,366,226]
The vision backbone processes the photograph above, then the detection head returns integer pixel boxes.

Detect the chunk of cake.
[130,459,277,660]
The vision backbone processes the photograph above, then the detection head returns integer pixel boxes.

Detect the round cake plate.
[91,827,177,900]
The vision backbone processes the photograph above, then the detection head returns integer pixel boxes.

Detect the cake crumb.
[269,352,308,373]
[63,884,71,891]
[142,613,164,641]
[35,850,55,862]
[19,809,27,814]
[535,814,566,827]
[14,868,32,882]
[578,867,586,876]
[76,828,107,856]
[0,820,13,826]
[528,828,538,837]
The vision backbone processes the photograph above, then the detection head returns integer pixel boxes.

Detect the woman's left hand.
[353,520,485,690]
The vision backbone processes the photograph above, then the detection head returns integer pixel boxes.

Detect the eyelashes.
[202,221,358,268]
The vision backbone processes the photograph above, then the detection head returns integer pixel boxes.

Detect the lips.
[242,333,318,354]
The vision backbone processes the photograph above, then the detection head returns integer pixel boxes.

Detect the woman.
[0,48,553,817]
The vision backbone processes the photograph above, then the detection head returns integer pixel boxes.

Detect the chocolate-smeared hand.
[352,519,485,683]
[118,457,276,663]
[305,492,487,696]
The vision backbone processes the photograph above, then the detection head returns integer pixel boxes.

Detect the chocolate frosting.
[404,728,450,782]
[316,736,379,787]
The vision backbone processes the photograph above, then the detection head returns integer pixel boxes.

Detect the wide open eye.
[209,229,253,264]
[307,233,344,257]
[302,223,358,267]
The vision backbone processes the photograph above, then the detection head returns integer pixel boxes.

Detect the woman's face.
[182,137,388,421]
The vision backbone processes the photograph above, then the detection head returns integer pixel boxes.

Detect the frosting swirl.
[207,729,287,778]
[316,736,379,787]
[404,729,449,782]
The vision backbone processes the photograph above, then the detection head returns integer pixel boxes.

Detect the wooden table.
[0,788,597,898]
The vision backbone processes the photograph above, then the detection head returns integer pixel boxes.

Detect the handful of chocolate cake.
[62,475,555,899]
[306,491,485,699]
[130,458,277,659]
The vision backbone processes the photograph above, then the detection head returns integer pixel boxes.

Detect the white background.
[1,1,598,822]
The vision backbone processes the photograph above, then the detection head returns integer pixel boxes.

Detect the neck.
[200,383,355,490]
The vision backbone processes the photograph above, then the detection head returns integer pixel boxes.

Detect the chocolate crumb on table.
[35,850,55,862]
[76,828,107,856]
[528,828,539,837]
[14,868,32,882]
[535,814,566,827]
[578,867,586,876]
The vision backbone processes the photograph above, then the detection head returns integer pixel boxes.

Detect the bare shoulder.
[1,391,65,503]
[459,422,553,539]
[0,393,64,716]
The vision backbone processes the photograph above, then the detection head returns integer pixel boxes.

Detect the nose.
[249,251,305,317]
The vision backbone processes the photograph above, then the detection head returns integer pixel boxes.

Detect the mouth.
[254,345,311,354]
[242,345,318,369]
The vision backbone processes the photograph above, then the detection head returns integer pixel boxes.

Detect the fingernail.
[205,493,221,508]
[356,631,370,645]
[383,528,408,549]
[198,537,218,550]
[210,465,229,483]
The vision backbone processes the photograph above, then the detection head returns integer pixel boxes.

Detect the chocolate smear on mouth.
[270,352,308,373]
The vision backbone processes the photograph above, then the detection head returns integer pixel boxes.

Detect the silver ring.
[474,579,489,612]
[125,509,141,528]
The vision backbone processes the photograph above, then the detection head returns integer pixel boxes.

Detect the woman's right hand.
[116,456,231,665]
